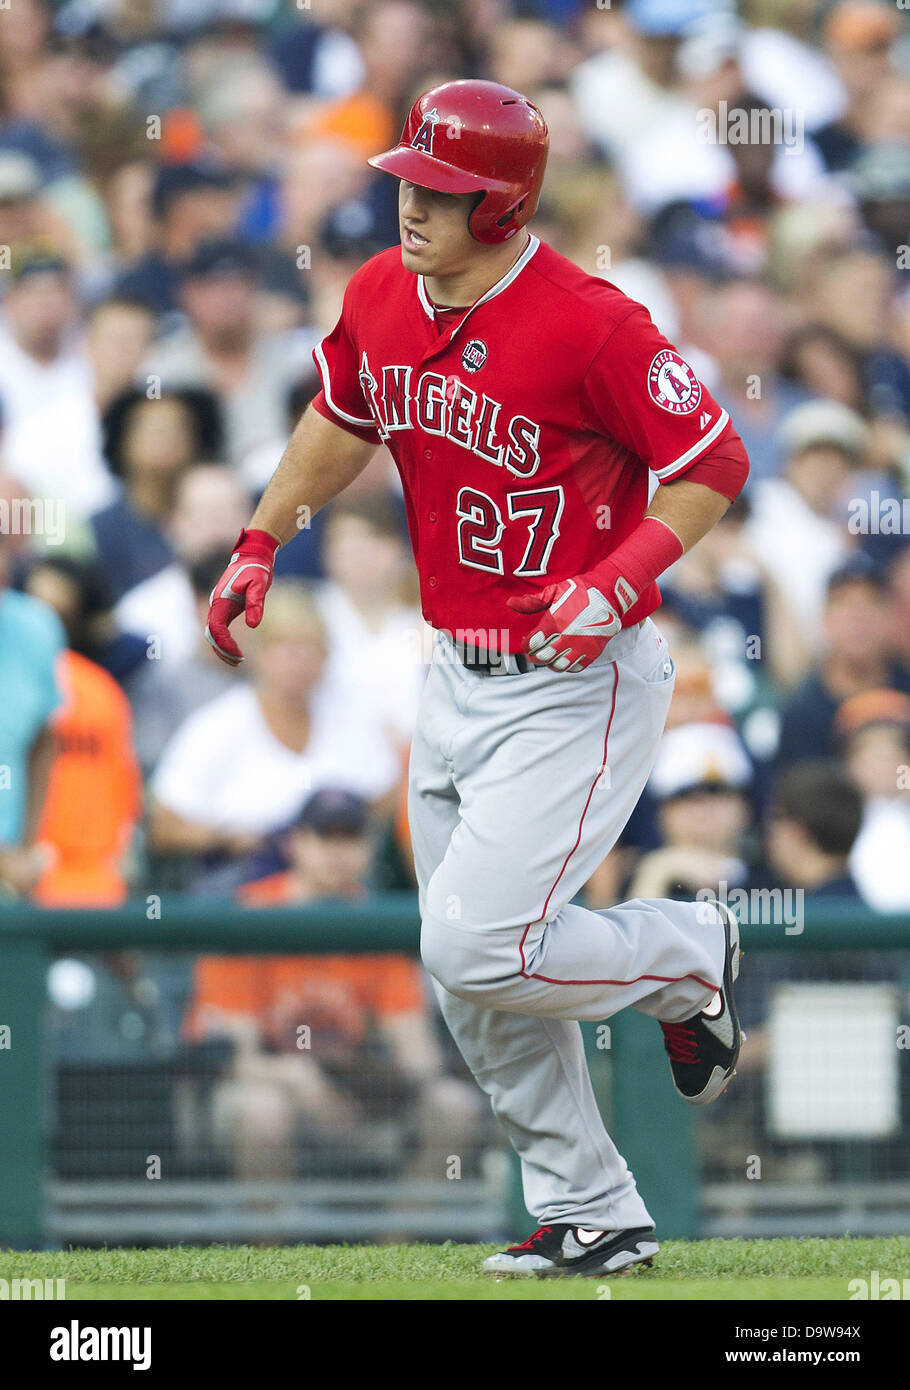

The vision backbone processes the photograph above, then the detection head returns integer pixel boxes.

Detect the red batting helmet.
[368,80,549,246]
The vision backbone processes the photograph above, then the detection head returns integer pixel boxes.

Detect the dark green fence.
[1,896,907,1248]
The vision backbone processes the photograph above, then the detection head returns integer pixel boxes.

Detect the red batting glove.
[205,528,279,666]
[508,517,685,672]
[507,573,632,672]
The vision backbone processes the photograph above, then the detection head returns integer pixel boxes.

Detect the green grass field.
[1,1237,908,1300]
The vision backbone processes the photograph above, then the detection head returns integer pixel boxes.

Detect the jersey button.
[423,448,433,460]
[428,510,437,522]
[428,575,438,588]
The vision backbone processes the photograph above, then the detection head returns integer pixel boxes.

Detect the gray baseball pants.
[409,618,726,1232]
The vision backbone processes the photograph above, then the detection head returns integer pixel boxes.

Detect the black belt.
[451,617,647,675]
[453,641,534,675]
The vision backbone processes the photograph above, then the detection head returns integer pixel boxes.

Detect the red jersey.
[313,235,732,652]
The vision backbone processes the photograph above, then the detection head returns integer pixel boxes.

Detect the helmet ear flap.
[469,190,529,243]
[497,197,525,229]
[467,190,487,241]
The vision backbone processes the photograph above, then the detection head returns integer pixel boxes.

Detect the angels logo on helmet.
[411,108,440,155]
[369,80,549,246]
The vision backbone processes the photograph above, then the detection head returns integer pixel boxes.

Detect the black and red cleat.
[660,899,743,1106]
[482,1223,658,1278]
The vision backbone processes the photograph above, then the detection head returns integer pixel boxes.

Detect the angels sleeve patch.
[647,350,702,415]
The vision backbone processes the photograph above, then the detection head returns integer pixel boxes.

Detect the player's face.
[398,180,477,275]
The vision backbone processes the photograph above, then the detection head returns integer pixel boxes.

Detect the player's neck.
[423,230,531,310]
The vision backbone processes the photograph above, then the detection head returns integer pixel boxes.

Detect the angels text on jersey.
[358,351,542,477]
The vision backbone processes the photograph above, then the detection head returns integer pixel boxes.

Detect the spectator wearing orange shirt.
[25,563,141,906]
[185,788,480,1181]
[303,2,433,162]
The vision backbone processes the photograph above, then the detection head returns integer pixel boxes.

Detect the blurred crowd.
[3,0,910,1174]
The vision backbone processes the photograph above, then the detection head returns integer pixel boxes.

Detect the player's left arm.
[644,476,731,552]
[510,432,750,670]
[509,307,750,670]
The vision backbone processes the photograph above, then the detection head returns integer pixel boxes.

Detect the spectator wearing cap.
[622,202,729,376]
[764,760,865,900]
[836,690,910,911]
[114,162,241,318]
[0,151,80,264]
[812,0,903,173]
[659,607,727,732]
[0,152,42,234]
[185,782,481,1182]
[776,557,910,766]
[0,250,116,515]
[746,399,869,627]
[149,582,399,890]
[628,720,754,901]
[143,237,316,465]
[306,191,400,336]
[848,143,910,260]
[572,0,720,184]
[580,0,750,212]
[807,246,910,422]
[238,786,374,906]
[780,295,910,577]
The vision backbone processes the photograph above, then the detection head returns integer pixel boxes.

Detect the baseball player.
[206,80,750,1278]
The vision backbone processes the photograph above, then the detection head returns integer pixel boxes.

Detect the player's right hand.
[205,528,280,666]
